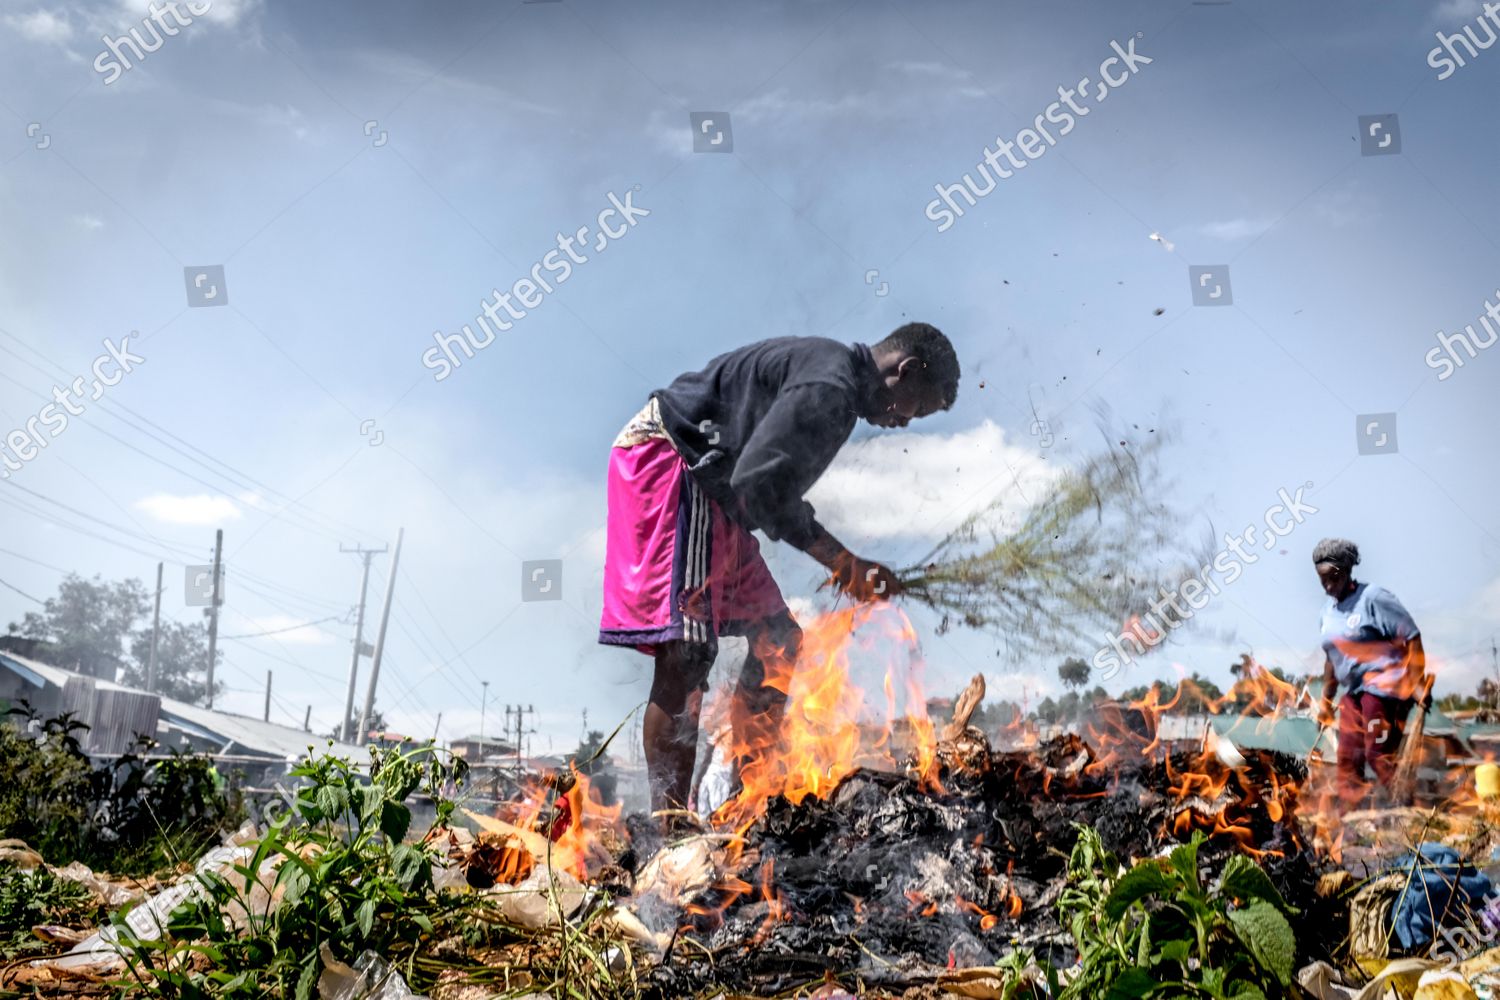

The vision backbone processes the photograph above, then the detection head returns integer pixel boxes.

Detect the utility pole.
[338,542,387,742]
[1490,636,1499,711]
[146,562,163,694]
[506,704,534,774]
[263,670,272,722]
[205,529,223,709]
[432,712,442,743]
[480,681,490,748]
[358,528,404,742]
[303,705,311,732]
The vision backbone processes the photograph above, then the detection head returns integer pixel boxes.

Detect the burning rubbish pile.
[617,670,1333,997]
[9,606,1500,998]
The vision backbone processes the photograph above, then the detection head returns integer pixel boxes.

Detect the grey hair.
[1312,537,1360,571]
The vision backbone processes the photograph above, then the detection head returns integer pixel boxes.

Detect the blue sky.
[1,0,1497,752]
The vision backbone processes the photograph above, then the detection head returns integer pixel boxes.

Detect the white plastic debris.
[478,864,587,930]
[44,831,258,970]
[318,944,428,1000]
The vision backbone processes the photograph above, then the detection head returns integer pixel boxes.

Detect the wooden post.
[146,562,163,694]
[205,529,223,708]
[358,528,403,741]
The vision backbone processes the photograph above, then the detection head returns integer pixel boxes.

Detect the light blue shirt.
[1319,582,1420,698]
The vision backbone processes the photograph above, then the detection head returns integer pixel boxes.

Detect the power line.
[0,327,383,547]
[0,576,44,604]
[219,616,340,640]
[0,546,72,575]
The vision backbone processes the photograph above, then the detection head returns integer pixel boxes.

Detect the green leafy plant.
[1056,828,1298,1000]
[0,862,100,960]
[114,742,469,1000]
[0,705,237,874]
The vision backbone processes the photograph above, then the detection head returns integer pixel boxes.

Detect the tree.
[1058,657,1091,691]
[122,620,221,706]
[9,574,148,680]
[567,729,618,806]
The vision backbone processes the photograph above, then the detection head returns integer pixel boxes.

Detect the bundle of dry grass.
[897,426,1211,661]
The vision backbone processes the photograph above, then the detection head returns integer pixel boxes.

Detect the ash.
[641,733,1327,996]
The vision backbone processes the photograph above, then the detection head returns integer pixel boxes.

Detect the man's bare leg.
[645,641,710,815]
[729,612,802,793]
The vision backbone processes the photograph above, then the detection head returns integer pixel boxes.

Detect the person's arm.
[1372,587,1425,700]
[1319,656,1338,726]
[730,384,899,601]
[1406,634,1429,705]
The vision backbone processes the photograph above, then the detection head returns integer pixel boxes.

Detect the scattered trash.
[319,944,429,1000]
[476,864,588,930]
[0,838,43,870]
[44,828,261,970]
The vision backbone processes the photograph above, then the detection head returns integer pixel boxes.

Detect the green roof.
[1211,715,1334,758]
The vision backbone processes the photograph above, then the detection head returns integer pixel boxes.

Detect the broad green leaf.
[1104,862,1172,919]
[295,954,319,1000]
[1168,834,1203,893]
[1104,967,1158,999]
[1154,938,1191,967]
[380,801,412,843]
[315,784,341,819]
[412,912,434,934]
[1226,900,1295,987]
[1227,983,1269,1000]
[390,844,430,892]
[1218,854,1290,911]
[356,898,376,939]
[279,863,311,906]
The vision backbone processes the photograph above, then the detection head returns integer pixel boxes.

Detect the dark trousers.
[1337,690,1412,807]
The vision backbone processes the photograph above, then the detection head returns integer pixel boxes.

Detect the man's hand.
[831,555,903,602]
[1316,699,1336,728]
[805,529,902,602]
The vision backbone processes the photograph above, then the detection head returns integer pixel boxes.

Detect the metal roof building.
[0,649,365,768]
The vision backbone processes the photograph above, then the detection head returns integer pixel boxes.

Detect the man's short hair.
[876,322,960,409]
[1312,537,1360,571]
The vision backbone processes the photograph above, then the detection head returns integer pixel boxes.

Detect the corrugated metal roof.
[1213,714,1333,757]
[0,651,365,760]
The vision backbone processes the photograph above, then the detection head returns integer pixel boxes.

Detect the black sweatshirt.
[651,337,883,551]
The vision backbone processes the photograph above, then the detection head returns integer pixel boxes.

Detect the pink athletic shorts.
[598,436,788,655]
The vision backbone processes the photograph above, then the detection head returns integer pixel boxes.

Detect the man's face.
[1316,562,1350,598]
[868,358,947,428]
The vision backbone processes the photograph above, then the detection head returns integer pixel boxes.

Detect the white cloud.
[134,492,242,525]
[807,419,1058,544]
[108,0,262,29]
[4,8,73,43]
[1433,0,1485,23]
[1196,217,1276,241]
[71,213,103,230]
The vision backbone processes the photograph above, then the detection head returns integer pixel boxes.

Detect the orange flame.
[711,604,940,831]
